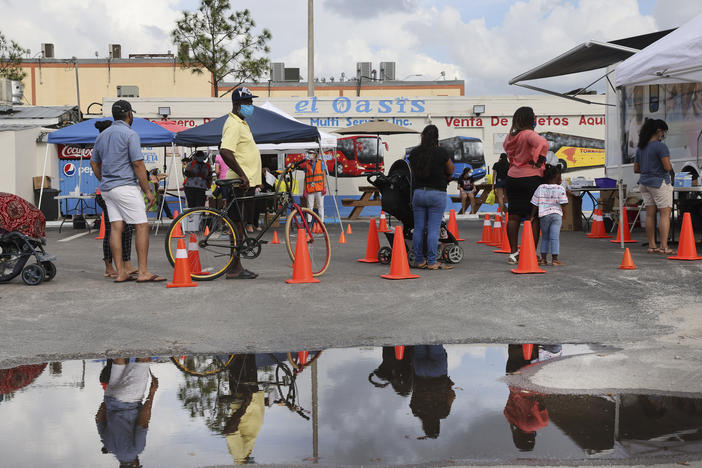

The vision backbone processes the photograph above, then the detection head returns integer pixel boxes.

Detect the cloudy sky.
[2,0,702,95]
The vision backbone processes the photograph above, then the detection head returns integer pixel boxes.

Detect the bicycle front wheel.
[284,207,331,276]
[171,354,235,376]
[164,208,236,281]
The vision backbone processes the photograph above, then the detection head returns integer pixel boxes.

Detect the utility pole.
[72,57,81,118]
[307,0,314,97]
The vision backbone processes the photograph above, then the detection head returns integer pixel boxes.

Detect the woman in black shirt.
[457,168,477,214]
[408,125,455,270]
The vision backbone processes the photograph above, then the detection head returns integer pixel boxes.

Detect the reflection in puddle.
[0,344,700,466]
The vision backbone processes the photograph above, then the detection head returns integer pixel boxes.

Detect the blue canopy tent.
[174,106,319,146]
[40,117,177,217]
[47,117,176,146]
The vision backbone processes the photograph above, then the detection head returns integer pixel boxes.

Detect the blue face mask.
[239,105,254,119]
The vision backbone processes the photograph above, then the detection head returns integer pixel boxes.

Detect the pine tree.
[0,32,29,82]
[171,0,272,97]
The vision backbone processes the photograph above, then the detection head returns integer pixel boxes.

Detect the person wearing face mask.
[219,87,262,280]
[183,150,212,208]
[634,119,675,254]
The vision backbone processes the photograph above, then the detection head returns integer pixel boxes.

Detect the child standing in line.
[530,165,568,266]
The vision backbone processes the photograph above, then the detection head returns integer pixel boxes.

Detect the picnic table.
[449,183,495,213]
[341,186,382,219]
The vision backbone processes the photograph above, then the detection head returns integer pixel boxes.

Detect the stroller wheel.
[377,246,392,264]
[445,244,464,264]
[41,261,57,281]
[22,263,45,286]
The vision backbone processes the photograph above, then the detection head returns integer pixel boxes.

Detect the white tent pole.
[617,88,625,248]
[38,144,49,209]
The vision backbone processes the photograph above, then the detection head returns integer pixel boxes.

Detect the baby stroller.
[367,160,464,266]
[0,193,56,286]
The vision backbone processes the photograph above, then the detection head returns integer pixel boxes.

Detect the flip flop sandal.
[647,248,658,254]
[416,261,428,269]
[136,274,167,283]
[114,276,136,283]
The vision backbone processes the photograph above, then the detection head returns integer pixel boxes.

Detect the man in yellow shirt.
[220,87,262,279]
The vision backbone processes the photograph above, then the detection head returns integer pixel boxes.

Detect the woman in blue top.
[634,119,674,254]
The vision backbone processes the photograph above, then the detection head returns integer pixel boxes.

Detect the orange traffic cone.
[511,220,546,274]
[394,345,405,360]
[346,224,353,235]
[95,213,106,240]
[618,247,637,269]
[357,219,381,263]
[378,211,391,233]
[381,226,420,280]
[167,238,198,288]
[447,209,465,241]
[171,210,184,238]
[298,351,309,366]
[339,230,347,244]
[488,214,503,247]
[522,344,534,361]
[271,231,280,244]
[204,225,210,237]
[286,228,320,284]
[187,234,204,275]
[477,214,492,244]
[610,207,637,243]
[313,222,323,234]
[494,214,511,253]
[586,209,612,239]
[669,212,702,260]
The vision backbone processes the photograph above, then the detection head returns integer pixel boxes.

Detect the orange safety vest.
[305,159,325,193]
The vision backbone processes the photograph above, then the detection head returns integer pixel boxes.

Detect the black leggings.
[96,195,133,262]
[185,187,207,209]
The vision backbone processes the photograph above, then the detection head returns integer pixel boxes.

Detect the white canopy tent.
[258,101,337,151]
[257,101,344,227]
[615,13,702,87]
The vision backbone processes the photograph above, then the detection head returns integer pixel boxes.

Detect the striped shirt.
[530,183,568,217]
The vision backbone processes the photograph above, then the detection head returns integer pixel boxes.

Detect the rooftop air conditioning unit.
[0,78,12,105]
[109,44,122,59]
[116,85,139,98]
[41,43,54,59]
[271,62,284,81]
[356,62,372,80]
[283,67,300,82]
[379,62,396,81]
[11,81,24,105]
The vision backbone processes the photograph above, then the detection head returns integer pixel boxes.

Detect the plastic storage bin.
[595,177,617,188]
[674,172,692,187]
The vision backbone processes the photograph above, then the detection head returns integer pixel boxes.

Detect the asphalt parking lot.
[2,216,701,396]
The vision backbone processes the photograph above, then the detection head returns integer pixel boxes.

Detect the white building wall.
[108,95,608,195]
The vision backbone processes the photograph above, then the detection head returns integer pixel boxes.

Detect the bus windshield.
[355,137,383,164]
[462,141,484,161]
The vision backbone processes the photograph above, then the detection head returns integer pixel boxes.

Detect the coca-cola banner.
[57,145,92,160]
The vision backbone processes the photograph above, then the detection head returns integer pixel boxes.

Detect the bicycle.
[171,351,322,377]
[164,160,331,279]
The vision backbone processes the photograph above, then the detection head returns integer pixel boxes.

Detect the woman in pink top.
[502,106,549,264]
[214,153,229,180]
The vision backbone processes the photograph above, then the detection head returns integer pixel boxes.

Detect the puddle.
[1,344,700,466]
